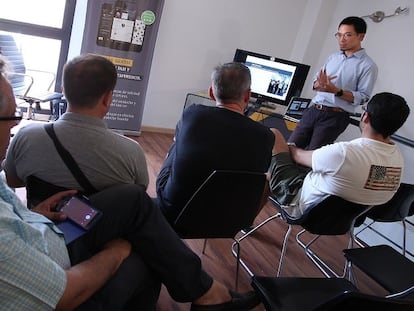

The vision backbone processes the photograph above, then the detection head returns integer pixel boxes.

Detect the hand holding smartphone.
[56,195,103,230]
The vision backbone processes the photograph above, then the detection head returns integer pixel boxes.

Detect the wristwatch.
[335,89,343,97]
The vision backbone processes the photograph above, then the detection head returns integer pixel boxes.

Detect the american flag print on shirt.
[364,165,401,191]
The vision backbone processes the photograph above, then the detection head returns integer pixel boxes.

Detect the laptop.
[283,97,311,123]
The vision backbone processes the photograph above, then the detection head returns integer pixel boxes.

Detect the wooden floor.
[132,131,387,310]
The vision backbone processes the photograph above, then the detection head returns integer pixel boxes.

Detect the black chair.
[26,175,70,208]
[173,170,267,289]
[235,194,372,278]
[344,244,414,300]
[354,183,414,255]
[251,275,414,311]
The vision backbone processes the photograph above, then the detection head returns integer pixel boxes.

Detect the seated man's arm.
[289,146,313,168]
[1,158,25,187]
[5,173,24,188]
[56,239,131,311]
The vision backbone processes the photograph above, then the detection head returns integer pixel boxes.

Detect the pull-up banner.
[81,0,164,135]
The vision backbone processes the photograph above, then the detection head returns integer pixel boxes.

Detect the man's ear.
[244,89,251,103]
[209,86,216,101]
[102,90,113,108]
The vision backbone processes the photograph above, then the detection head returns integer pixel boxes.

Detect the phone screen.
[58,196,101,229]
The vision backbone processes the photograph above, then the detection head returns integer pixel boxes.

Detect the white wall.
[143,0,309,129]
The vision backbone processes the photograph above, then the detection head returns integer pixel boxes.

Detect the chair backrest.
[0,34,27,96]
[344,245,414,296]
[270,195,370,236]
[301,196,370,235]
[173,170,266,239]
[26,175,69,208]
[251,275,414,311]
[317,290,414,311]
[365,183,414,222]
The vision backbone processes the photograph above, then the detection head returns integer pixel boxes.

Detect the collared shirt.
[0,179,69,310]
[312,49,378,113]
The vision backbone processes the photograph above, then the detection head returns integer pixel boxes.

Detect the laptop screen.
[284,97,311,122]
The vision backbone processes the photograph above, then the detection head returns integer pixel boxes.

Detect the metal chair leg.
[231,213,281,277]
[403,219,407,256]
[277,224,292,276]
[234,239,240,291]
[296,230,347,278]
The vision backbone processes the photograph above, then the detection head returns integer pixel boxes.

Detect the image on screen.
[246,55,296,102]
[233,49,310,106]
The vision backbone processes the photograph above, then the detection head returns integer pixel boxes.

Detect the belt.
[314,103,346,113]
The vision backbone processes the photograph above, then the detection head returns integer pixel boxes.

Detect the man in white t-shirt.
[269,92,410,218]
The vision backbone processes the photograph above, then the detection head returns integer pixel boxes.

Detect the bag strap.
[44,123,98,194]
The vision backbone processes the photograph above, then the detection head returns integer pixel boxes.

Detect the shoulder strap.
[44,123,98,194]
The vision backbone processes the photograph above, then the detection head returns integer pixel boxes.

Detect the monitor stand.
[251,98,277,109]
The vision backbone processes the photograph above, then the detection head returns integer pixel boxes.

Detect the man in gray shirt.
[4,58,148,192]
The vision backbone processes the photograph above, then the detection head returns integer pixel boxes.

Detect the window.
[0,1,66,28]
[0,0,77,92]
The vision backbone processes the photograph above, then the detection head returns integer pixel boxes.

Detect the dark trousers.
[288,106,350,150]
[75,253,161,311]
[68,184,213,309]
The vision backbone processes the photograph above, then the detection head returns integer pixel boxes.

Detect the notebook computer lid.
[284,97,311,123]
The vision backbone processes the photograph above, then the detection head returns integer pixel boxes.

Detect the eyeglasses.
[0,111,23,124]
[334,32,356,40]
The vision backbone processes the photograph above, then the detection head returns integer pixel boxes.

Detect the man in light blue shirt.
[288,16,378,150]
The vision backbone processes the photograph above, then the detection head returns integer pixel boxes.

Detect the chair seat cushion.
[251,276,358,311]
[344,245,414,294]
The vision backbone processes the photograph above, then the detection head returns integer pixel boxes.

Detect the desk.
[247,107,295,140]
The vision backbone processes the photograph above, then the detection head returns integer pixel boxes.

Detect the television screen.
[233,49,310,106]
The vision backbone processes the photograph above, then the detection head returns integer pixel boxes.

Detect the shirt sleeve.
[133,143,149,188]
[351,61,378,105]
[0,233,67,310]
[312,143,346,175]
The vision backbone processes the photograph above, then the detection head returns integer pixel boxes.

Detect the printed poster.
[81,0,164,135]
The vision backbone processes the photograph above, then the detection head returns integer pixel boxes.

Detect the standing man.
[288,16,378,150]
[156,62,275,224]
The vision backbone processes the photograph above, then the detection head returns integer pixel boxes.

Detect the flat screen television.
[233,49,311,107]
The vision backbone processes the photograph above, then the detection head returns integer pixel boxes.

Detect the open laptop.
[283,97,311,123]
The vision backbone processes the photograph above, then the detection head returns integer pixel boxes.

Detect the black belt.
[313,103,346,113]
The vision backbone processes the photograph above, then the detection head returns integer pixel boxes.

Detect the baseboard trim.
[141,126,175,135]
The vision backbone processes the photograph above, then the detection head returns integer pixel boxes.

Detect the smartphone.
[56,195,103,230]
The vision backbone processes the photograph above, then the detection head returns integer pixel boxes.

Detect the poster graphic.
[81,0,164,135]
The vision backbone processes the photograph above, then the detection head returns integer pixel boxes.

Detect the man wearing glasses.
[288,16,378,150]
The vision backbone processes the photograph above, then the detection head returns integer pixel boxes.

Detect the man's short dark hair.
[63,54,117,108]
[339,16,367,34]
[211,62,251,104]
[367,92,410,138]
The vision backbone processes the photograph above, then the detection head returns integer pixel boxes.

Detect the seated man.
[269,92,410,218]
[156,62,275,224]
[3,54,149,192]
[0,55,260,311]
